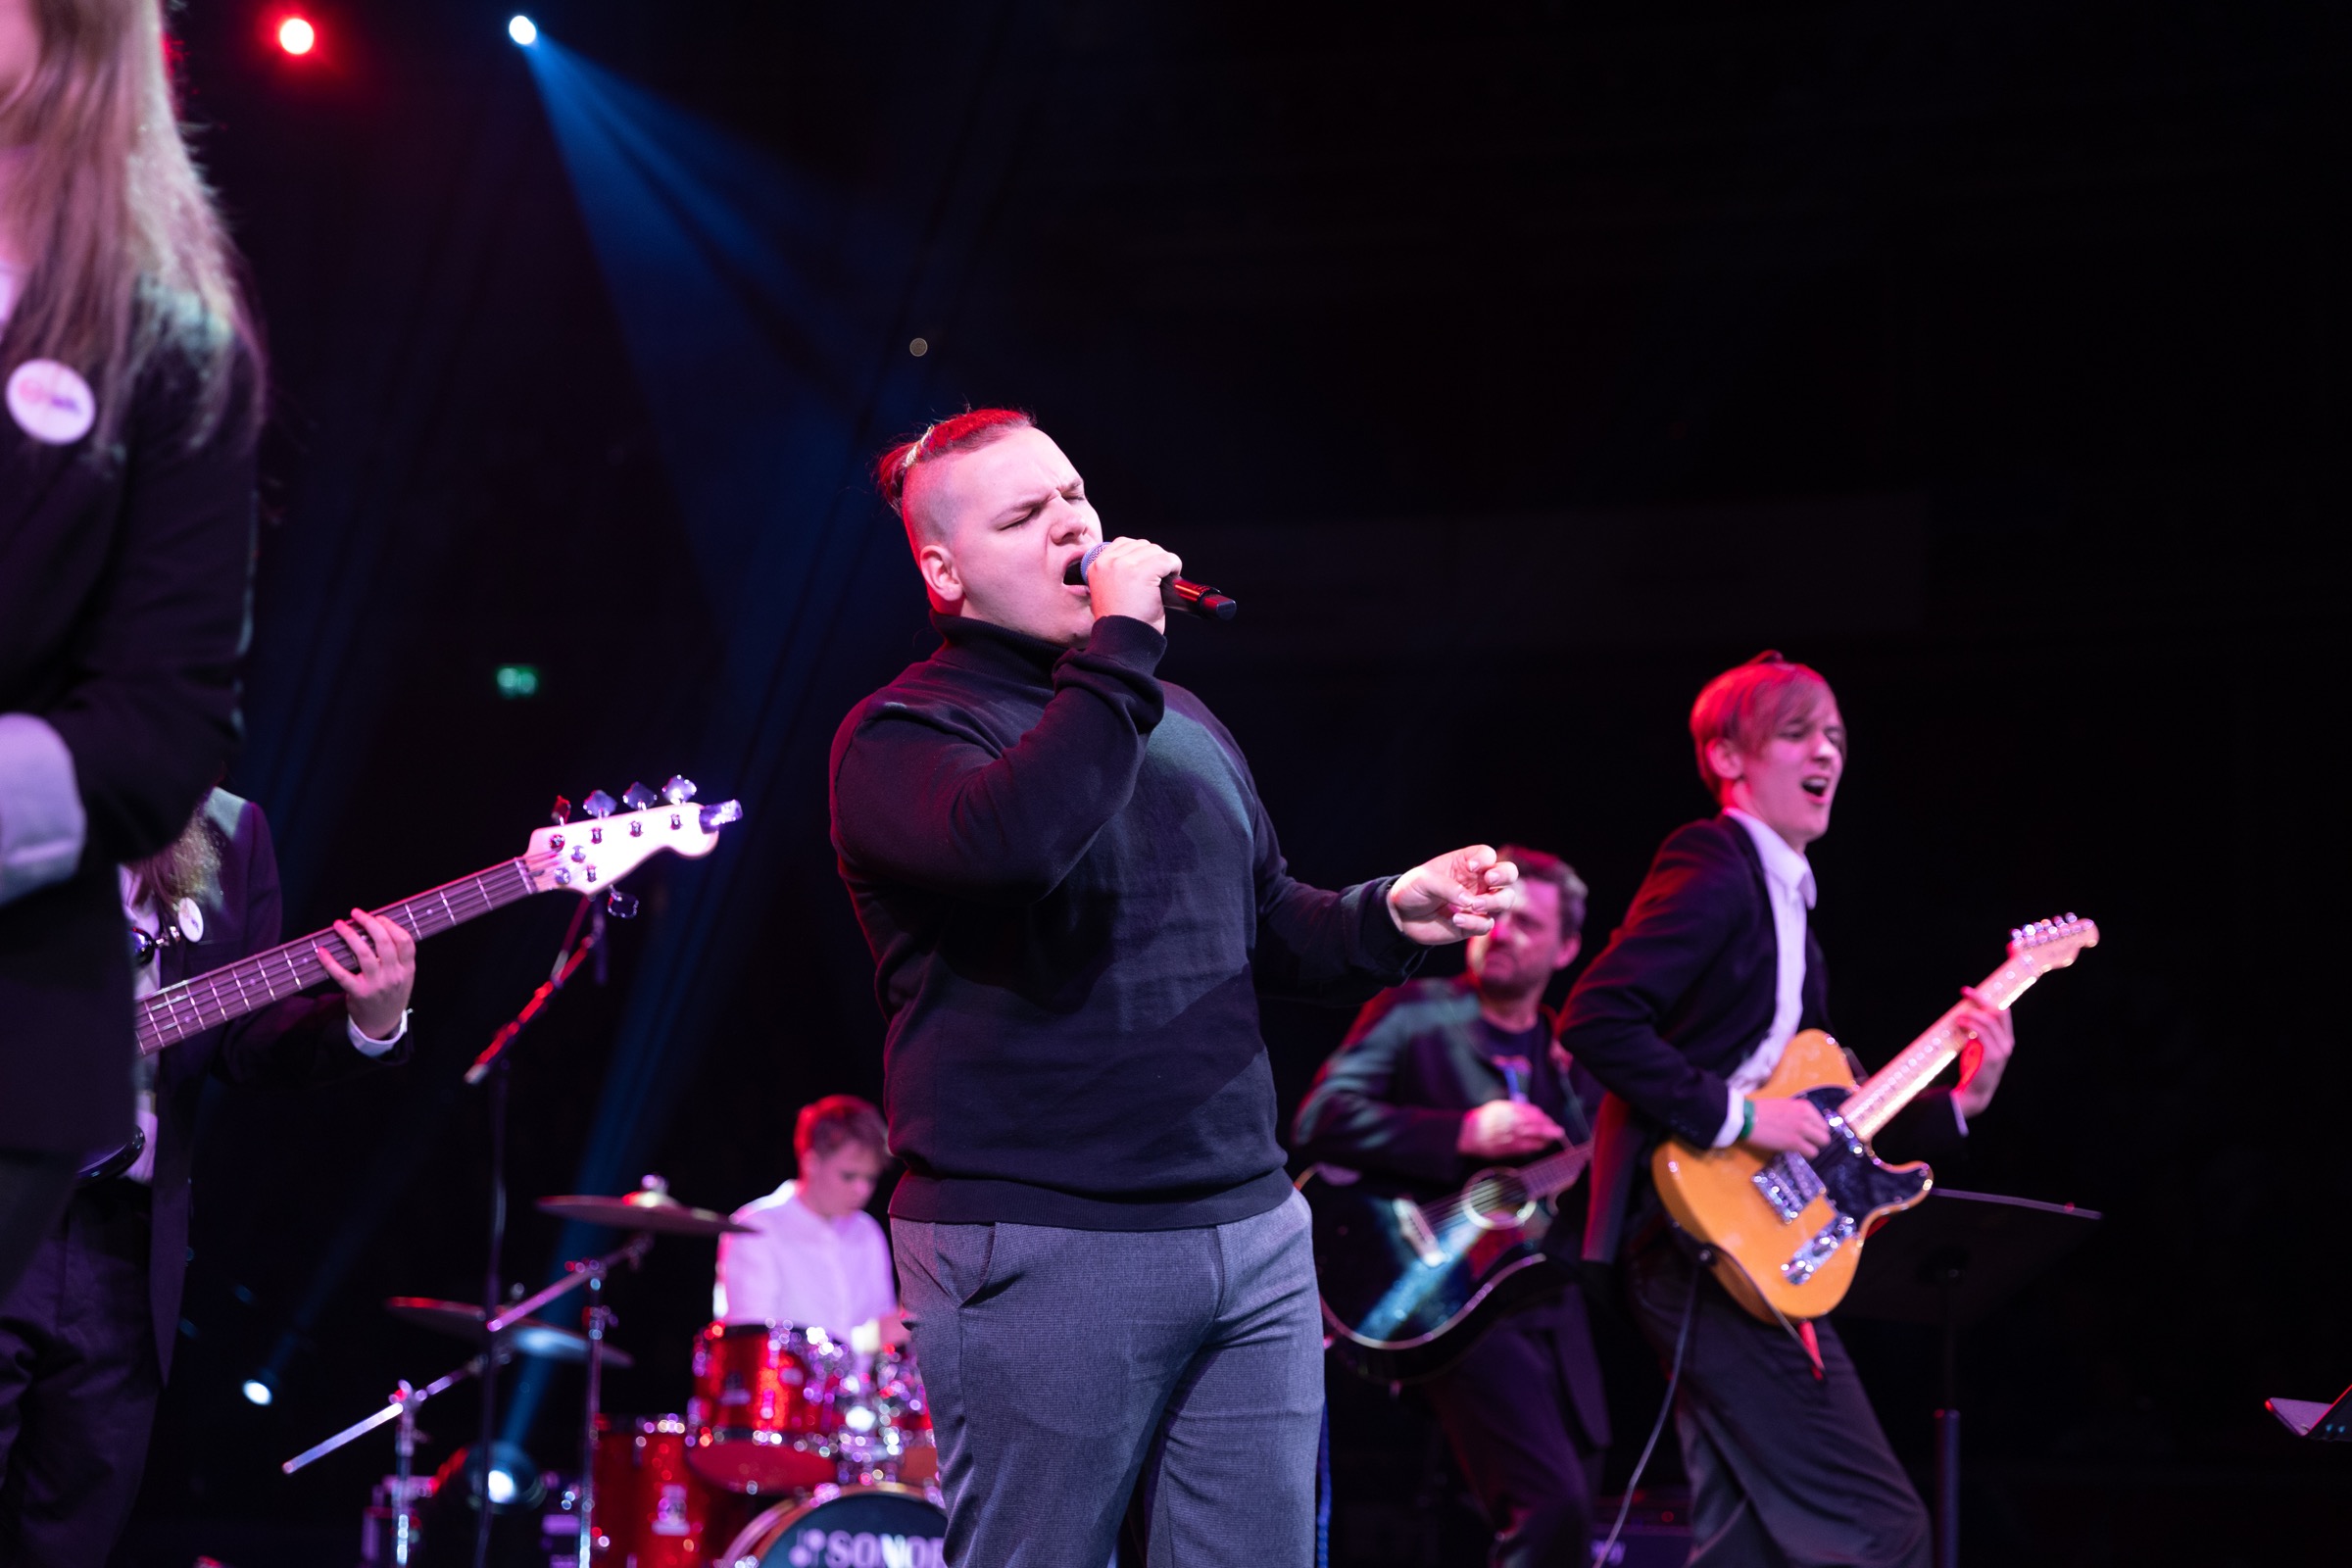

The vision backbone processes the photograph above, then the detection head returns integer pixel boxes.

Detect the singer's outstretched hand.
[1083,536,1183,633]
[1387,845,1520,946]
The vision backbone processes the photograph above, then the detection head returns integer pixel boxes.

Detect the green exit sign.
[494,664,541,699]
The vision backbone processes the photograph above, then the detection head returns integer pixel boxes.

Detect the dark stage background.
[119,3,2345,1565]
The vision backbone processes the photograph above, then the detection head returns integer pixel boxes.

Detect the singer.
[831,407,1521,1568]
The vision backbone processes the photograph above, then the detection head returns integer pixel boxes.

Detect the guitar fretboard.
[134,858,542,1056]
[1838,953,2044,1141]
[1515,1141,1592,1201]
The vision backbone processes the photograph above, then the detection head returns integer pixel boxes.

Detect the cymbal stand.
[282,1353,488,1568]
[464,887,606,1568]
[483,1233,651,1568]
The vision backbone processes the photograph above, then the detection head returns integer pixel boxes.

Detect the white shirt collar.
[1725,808,1816,910]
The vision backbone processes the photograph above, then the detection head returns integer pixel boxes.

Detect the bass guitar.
[1303,1137,1592,1384]
[1651,913,2096,1325]
[82,779,742,1181]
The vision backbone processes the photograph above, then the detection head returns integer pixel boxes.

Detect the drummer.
[714,1095,905,1347]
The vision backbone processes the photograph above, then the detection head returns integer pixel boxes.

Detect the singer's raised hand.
[1386,845,1520,946]
[1083,536,1183,633]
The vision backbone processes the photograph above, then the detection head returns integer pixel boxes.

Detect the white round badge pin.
[6,359,98,446]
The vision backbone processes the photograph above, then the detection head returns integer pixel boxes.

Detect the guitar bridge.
[1782,1211,1858,1286]
[1752,1154,1826,1223]
[1393,1200,1446,1268]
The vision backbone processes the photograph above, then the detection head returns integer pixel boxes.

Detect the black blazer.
[1294,974,1611,1445]
[143,791,412,1376]
[0,340,258,1154]
[1294,974,1597,1204]
[1559,814,1962,1261]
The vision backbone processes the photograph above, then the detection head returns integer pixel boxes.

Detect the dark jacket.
[1294,974,1611,1445]
[142,790,413,1376]
[1294,974,1598,1247]
[829,612,1422,1231]
[0,341,258,1154]
[1559,814,1963,1261]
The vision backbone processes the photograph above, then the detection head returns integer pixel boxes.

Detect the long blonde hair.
[0,0,260,453]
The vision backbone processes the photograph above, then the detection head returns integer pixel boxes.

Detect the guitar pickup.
[1752,1155,1826,1223]
[1782,1211,1858,1287]
[1393,1200,1446,1268]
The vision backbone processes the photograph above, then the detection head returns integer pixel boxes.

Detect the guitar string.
[140,860,536,1049]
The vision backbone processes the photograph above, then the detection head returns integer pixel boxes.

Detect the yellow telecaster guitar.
[1651,914,2097,1324]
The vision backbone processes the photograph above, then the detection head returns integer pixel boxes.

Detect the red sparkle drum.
[719,1483,948,1568]
[832,1347,937,1487]
[688,1322,844,1493]
[590,1415,719,1568]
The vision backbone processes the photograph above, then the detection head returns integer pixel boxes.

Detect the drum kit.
[283,1178,945,1568]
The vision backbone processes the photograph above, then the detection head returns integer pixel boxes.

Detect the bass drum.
[719,1484,947,1568]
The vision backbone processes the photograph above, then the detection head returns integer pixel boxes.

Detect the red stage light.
[277,17,317,56]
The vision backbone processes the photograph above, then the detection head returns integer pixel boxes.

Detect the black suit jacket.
[1559,814,1963,1261]
[143,791,412,1376]
[1294,974,1597,1219]
[0,341,258,1154]
[1294,974,1609,1443]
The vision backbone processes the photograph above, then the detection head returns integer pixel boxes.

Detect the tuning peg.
[621,782,658,811]
[662,775,698,805]
[605,889,639,920]
[700,800,744,833]
[550,796,572,825]
[582,789,616,819]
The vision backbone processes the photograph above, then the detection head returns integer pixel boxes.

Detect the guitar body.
[1651,1029,1933,1323]
[1303,1165,1573,1385]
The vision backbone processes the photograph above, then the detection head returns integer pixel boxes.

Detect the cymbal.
[386,1297,638,1368]
[536,1190,752,1237]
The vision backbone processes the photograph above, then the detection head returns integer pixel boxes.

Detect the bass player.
[1557,651,2013,1568]
[1295,845,1610,1568]
[0,791,416,1565]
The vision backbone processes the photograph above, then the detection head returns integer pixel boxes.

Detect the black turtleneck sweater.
[829,612,1423,1230]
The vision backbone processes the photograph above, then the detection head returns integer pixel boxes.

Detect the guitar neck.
[1838,953,2044,1140]
[1513,1140,1594,1201]
[135,858,542,1056]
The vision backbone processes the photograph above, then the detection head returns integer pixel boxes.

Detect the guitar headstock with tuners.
[523,775,745,896]
[2006,913,2099,973]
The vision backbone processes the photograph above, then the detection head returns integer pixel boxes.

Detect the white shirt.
[1714,809,1818,1149]
[713,1180,898,1338]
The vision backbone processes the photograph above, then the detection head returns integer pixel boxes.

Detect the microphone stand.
[464,885,606,1568]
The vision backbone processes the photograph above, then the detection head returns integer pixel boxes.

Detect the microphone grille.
[1080,541,1108,577]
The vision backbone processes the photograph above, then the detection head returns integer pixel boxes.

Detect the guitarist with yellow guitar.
[1559,653,2021,1568]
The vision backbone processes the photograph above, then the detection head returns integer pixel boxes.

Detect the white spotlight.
[241,1378,274,1406]
[508,15,538,46]
[485,1467,517,1505]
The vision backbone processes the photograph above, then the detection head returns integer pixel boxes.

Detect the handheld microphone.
[1064,541,1239,622]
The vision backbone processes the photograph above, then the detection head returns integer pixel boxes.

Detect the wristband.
[1740,1098,1756,1143]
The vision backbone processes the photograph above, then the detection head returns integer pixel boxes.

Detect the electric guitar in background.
[1304,1136,1593,1384]
[1651,914,2098,1326]
[80,779,743,1181]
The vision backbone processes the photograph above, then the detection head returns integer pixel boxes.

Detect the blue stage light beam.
[498,34,1001,1445]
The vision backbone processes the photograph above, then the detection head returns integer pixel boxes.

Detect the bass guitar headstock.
[2007,913,2098,972]
[523,775,744,895]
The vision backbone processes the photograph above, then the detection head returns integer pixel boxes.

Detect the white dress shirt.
[1713,809,1818,1149]
[713,1180,898,1338]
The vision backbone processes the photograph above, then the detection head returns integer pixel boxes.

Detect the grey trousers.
[893,1191,1323,1568]
[1626,1238,1930,1568]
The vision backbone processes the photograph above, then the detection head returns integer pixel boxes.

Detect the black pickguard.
[1792,1083,1933,1224]
[1303,1170,1568,1385]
